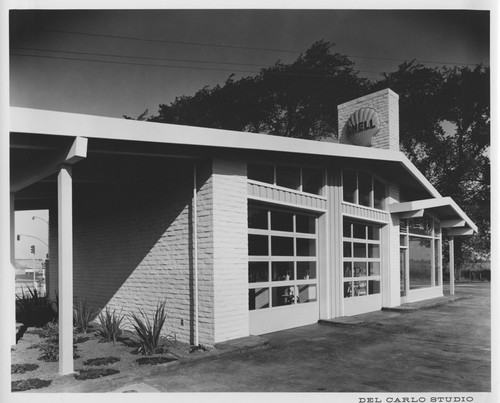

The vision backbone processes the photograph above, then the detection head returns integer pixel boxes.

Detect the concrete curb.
[382,295,471,313]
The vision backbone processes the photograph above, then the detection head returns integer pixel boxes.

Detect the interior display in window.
[248,205,319,310]
[342,219,382,299]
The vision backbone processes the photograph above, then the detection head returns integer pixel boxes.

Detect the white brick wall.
[212,158,249,343]
[338,88,400,151]
[48,162,216,346]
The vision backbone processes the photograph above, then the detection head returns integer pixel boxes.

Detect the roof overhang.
[10,107,442,198]
[388,197,478,235]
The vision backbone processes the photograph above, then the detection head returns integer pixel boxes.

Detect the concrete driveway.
[131,283,491,393]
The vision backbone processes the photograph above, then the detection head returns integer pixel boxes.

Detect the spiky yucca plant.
[73,299,97,333]
[128,301,167,355]
[95,307,124,345]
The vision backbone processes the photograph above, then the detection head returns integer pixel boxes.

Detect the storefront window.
[248,163,324,195]
[276,165,300,191]
[409,237,432,289]
[342,219,382,299]
[343,170,357,203]
[248,205,319,310]
[342,170,386,210]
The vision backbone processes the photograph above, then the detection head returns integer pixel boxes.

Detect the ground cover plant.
[12,303,200,392]
[128,301,169,355]
[95,307,124,344]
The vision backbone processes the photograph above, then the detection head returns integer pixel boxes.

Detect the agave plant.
[73,299,97,333]
[128,301,167,355]
[95,307,124,345]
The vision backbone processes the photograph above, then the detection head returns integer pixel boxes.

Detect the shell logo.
[341,108,381,147]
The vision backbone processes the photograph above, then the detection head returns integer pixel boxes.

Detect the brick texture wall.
[48,160,216,346]
[338,88,400,151]
[212,158,249,343]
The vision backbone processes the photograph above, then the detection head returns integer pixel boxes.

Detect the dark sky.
[9,8,490,119]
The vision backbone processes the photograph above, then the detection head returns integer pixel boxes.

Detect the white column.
[449,236,455,295]
[10,193,16,345]
[58,164,74,375]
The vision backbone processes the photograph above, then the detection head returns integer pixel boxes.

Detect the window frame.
[248,205,319,310]
[341,169,387,210]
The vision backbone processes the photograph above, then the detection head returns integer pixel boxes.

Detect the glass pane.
[249,262,269,283]
[272,262,294,281]
[373,178,385,209]
[248,164,274,184]
[353,242,366,258]
[272,286,296,306]
[343,242,352,257]
[249,234,268,256]
[298,285,317,303]
[358,172,371,207]
[343,170,356,203]
[353,262,367,277]
[343,221,352,238]
[369,280,380,295]
[344,282,353,298]
[297,262,316,280]
[368,244,380,258]
[296,214,315,234]
[271,211,293,232]
[276,166,300,190]
[409,217,433,236]
[435,239,440,285]
[249,288,269,310]
[368,226,380,240]
[400,219,408,233]
[248,207,268,229]
[354,281,368,296]
[400,235,407,246]
[343,262,353,277]
[271,236,294,256]
[297,238,316,256]
[353,223,366,239]
[302,168,323,195]
[409,236,432,289]
[369,262,380,276]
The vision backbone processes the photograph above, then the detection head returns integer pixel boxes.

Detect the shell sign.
[341,108,381,147]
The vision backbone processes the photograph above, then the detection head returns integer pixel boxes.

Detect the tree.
[373,62,490,270]
[148,40,369,140]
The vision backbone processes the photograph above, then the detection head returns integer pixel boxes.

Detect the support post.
[449,236,455,295]
[58,164,74,375]
[10,193,16,345]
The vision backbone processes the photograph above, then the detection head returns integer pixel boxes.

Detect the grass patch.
[74,368,120,380]
[83,356,120,366]
[11,363,39,374]
[12,378,52,392]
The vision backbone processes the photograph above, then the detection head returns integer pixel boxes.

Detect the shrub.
[73,299,97,333]
[95,307,124,345]
[16,286,56,327]
[74,368,120,380]
[12,378,52,392]
[83,356,120,366]
[128,301,167,355]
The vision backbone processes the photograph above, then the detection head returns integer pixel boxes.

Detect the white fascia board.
[11,107,440,200]
[389,197,477,233]
[10,107,401,161]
